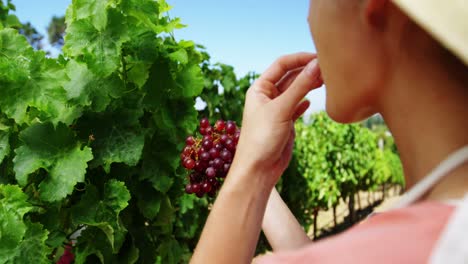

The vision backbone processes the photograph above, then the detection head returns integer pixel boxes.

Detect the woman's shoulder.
[255,201,455,264]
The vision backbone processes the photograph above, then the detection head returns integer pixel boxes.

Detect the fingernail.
[304,58,319,77]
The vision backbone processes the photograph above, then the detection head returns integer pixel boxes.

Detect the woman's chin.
[326,101,376,124]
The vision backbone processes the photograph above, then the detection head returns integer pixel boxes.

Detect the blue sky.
[11,0,326,113]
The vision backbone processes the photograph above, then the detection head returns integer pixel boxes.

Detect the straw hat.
[392,0,468,66]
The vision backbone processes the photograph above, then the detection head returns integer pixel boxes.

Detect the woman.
[191,0,468,263]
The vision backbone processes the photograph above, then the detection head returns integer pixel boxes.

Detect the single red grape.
[214,143,223,150]
[213,158,224,169]
[202,182,212,193]
[200,127,207,135]
[215,120,225,132]
[183,146,192,155]
[225,138,236,152]
[209,148,220,159]
[184,158,196,169]
[192,183,201,193]
[226,121,236,135]
[186,136,196,146]
[200,118,210,128]
[185,184,194,194]
[200,152,210,161]
[220,134,229,143]
[220,150,232,162]
[206,167,216,178]
[194,160,204,172]
[202,139,213,150]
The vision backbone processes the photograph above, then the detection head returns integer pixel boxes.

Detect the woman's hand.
[231,53,322,188]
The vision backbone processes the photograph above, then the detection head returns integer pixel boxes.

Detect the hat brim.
[392,0,468,66]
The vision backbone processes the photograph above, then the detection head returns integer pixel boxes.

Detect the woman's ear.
[362,0,389,30]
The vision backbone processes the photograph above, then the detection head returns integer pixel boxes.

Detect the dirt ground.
[310,187,402,238]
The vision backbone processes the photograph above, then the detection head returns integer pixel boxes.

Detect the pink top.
[256,202,454,264]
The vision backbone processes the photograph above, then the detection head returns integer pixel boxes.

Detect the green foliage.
[7,221,51,264]
[0,184,51,263]
[0,1,21,29]
[0,29,77,125]
[280,112,404,232]
[384,149,405,187]
[13,123,93,202]
[0,0,210,262]
[198,50,257,123]
[72,180,131,261]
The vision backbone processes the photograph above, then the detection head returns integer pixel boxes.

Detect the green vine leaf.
[77,108,145,173]
[0,185,33,263]
[0,29,79,125]
[63,9,129,77]
[13,123,93,202]
[7,221,50,264]
[0,128,10,165]
[71,180,130,253]
[64,60,125,111]
[66,0,108,31]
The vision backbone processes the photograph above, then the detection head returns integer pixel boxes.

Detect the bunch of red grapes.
[181,118,240,198]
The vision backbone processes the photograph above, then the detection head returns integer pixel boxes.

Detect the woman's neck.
[380,55,468,201]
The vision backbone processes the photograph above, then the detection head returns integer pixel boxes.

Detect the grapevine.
[181,118,240,198]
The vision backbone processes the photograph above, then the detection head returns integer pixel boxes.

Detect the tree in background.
[47,15,65,48]
[19,21,44,50]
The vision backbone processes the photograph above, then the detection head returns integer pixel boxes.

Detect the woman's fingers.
[275,67,304,94]
[260,53,316,84]
[250,53,318,101]
[293,100,311,121]
[274,59,322,120]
